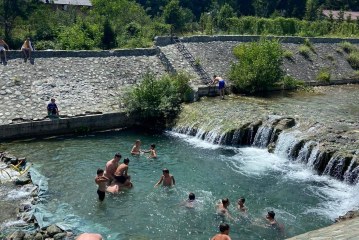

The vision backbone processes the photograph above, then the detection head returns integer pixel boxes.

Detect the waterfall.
[274,130,301,159]
[306,145,320,168]
[323,154,347,180]
[343,157,359,184]
[296,141,317,163]
[252,116,281,148]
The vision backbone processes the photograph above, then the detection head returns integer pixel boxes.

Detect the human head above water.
[238,197,245,204]
[222,198,230,205]
[219,223,230,233]
[267,211,275,219]
[150,144,156,149]
[188,192,195,200]
[97,168,104,175]
[124,158,130,164]
[162,168,169,174]
[114,153,122,159]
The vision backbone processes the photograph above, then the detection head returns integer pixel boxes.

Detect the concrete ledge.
[154,35,359,46]
[5,48,158,59]
[0,112,133,141]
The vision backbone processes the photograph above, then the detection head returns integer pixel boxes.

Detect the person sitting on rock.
[47,98,59,117]
[0,37,9,63]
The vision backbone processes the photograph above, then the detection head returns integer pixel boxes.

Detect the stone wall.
[156,35,359,86]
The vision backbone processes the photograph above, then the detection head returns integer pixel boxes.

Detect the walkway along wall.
[0,112,133,140]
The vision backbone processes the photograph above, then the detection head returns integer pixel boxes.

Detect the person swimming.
[131,140,141,156]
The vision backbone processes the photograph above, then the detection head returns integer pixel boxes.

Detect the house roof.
[40,0,92,7]
[322,10,359,20]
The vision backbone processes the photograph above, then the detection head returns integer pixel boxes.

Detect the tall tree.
[305,0,319,21]
[162,0,193,33]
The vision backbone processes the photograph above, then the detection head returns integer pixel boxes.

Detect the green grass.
[339,41,358,54]
[316,68,331,83]
[283,50,294,60]
[347,52,359,69]
[299,45,311,59]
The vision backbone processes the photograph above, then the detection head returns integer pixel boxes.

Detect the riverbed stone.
[53,232,67,240]
[34,232,44,240]
[46,224,62,237]
[7,230,25,240]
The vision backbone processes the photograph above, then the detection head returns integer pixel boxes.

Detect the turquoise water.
[4,130,359,239]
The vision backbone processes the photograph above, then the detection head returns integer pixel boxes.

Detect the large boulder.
[46,224,62,237]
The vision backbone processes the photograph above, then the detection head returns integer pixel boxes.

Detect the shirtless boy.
[237,197,247,212]
[0,38,9,63]
[76,233,103,240]
[210,75,226,100]
[114,158,132,187]
[104,153,121,182]
[216,198,234,220]
[154,168,175,187]
[143,143,157,159]
[210,223,231,240]
[131,140,141,155]
[95,169,108,201]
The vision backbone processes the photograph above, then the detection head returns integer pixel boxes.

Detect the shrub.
[303,38,316,53]
[339,41,357,53]
[229,38,284,93]
[299,45,311,59]
[123,71,192,126]
[277,75,305,89]
[34,40,58,50]
[316,68,331,82]
[283,50,294,60]
[347,52,359,69]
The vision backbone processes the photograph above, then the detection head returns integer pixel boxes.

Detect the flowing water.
[2,129,359,239]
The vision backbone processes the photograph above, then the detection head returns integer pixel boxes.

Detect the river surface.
[1,85,359,239]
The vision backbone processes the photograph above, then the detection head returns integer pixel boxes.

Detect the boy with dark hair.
[237,197,247,212]
[47,98,59,116]
[154,168,175,187]
[211,223,231,240]
[95,168,108,201]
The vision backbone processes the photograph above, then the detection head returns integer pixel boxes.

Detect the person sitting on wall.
[0,37,10,63]
[21,37,34,62]
[47,98,59,117]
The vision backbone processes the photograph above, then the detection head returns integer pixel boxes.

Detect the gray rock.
[53,232,67,240]
[7,230,25,240]
[46,224,62,237]
[23,232,35,240]
[34,232,44,240]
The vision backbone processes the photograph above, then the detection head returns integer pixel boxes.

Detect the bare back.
[115,163,128,176]
[211,233,231,240]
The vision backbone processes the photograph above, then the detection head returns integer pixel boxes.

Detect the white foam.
[166,131,221,149]
[227,147,287,176]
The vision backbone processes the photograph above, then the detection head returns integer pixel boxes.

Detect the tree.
[102,19,116,49]
[217,3,236,31]
[304,0,319,21]
[162,0,193,33]
[253,0,269,17]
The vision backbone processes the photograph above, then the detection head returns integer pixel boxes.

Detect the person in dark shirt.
[47,98,59,116]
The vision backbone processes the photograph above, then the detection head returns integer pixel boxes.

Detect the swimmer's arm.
[151,150,157,158]
[171,176,175,185]
[154,176,164,187]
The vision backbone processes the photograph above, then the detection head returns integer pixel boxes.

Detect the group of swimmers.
[93,140,282,240]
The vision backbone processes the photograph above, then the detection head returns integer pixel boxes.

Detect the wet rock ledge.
[0,152,74,240]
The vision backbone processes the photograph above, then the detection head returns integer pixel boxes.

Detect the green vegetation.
[283,50,294,60]
[299,45,311,59]
[229,39,284,93]
[277,75,305,89]
[347,52,359,69]
[316,68,331,82]
[339,41,358,53]
[123,71,192,126]
[2,0,359,50]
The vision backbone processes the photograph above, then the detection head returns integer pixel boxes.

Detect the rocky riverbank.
[0,152,76,240]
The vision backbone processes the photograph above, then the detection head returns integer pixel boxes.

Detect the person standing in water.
[154,168,175,187]
[210,75,226,100]
[95,169,108,201]
[237,197,247,212]
[131,140,141,156]
[216,198,235,221]
[104,153,121,182]
[143,143,157,159]
[210,223,232,240]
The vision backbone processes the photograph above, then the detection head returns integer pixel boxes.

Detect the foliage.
[216,4,235,32]
[283,50,294,60]
[162,0,193,33]
[277,75,305,89]
[123,72,192,125]
[229,39,284,93]
[102,19,116,50]
[316,68,331,82]
[339,41,357,53]
[347,52,359,69]
[303,38,316,53]
[299,45,311,59]
[34,40,58,50]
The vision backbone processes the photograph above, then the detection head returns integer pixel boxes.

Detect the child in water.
[95,168,108,201]
[143,143,157,159]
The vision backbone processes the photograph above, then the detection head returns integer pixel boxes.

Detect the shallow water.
[3,129,359,239]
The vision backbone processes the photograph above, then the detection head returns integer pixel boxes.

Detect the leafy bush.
[339,41,357,53]
[303,38,315,53]
[229,39,284,93]
[299,45,311,59]
[277,75,305,89]
[316,68,331,82]
[34,40,58,50]
[347,52,359,69]
[123,72,192,126]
